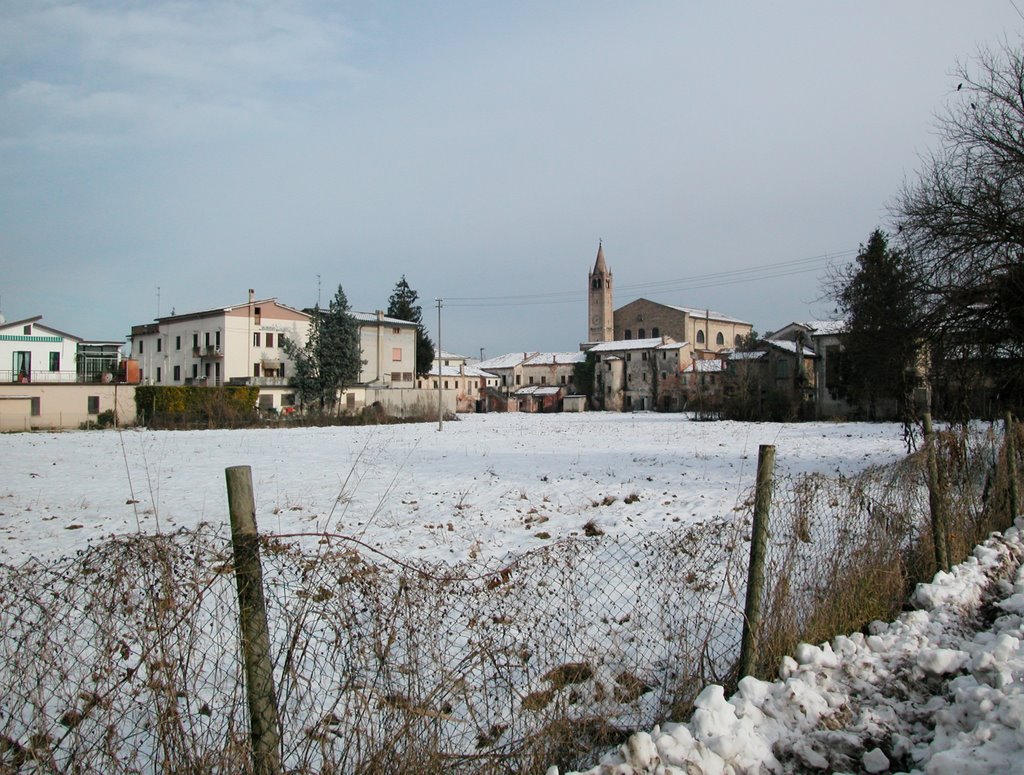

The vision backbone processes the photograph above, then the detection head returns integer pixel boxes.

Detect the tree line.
[833,37,1024,423]
[283,277,434,414]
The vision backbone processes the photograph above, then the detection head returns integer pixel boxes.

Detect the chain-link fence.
[0,422,1019,774]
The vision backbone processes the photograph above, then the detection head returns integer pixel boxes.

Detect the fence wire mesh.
[0,422,1019,774]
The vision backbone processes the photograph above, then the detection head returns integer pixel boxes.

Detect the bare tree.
[893,38,1024,417]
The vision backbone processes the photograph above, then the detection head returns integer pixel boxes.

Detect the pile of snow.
[559,520,1024,775]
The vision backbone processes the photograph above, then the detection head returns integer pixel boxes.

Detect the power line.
[444,249,855,308]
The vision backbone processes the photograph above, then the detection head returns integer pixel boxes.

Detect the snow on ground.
[0,413,908,564]
[559,519,1024,775]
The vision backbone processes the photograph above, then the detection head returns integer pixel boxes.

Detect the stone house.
[613,298,752,356]
[586,337,692,411]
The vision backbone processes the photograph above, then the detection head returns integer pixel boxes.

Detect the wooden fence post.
[923,413,950,572]
[739,444,775,679]
[226,465,282,775]
[1007,412,1019,520]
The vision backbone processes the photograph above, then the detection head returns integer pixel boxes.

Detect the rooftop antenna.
[156,286,161,318]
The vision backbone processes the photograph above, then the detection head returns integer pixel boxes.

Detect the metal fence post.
[226,465,282,775]
[738,444,775,679]
[923,413,950,572]
[1007,412,1019,520]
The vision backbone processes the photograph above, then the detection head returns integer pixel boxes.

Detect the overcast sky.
[2,2,1021,358]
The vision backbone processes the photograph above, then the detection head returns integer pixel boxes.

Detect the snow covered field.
[2,413,1022,773]
[0,412,910,564]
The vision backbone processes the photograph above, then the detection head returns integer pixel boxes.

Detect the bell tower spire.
[588,240,614,342]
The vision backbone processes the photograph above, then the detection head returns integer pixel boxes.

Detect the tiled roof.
[523,352,587,366]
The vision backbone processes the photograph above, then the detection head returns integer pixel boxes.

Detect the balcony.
[227,376,291,387]
[2,369,85,384]
[195,346,224,359]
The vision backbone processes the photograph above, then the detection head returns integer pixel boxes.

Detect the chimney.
[249,289,255,304]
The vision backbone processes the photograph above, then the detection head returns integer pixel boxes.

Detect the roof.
[802,319,846,336]
[588,337,689,354]
[153,297,309,324]
[729,351,767,361]
[429,365,497,378]
[766,339,817,357]
[436,350,467,360]
[514,385,562,397]
[523,352,587,366]
[589,337,677,353]
[620,299,750,326]
[477,352,539,370]
[0,316,81,341]
[592,241,609,274]
[351,311,417,327]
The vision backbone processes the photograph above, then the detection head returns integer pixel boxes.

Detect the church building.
[585,243,752,357]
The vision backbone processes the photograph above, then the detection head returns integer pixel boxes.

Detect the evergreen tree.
[284,285,363,414]
[835,229,922,421]
[386,275,435,376]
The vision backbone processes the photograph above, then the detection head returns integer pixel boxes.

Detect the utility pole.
[436,299,443,431]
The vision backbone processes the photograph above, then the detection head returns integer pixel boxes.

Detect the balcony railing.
[2,369,87,384]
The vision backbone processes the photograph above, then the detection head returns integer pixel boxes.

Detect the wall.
[0,384,137,431]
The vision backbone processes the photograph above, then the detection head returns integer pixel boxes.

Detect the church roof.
[592,241,608,274]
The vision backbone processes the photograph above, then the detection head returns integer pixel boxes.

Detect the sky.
[2,2,1022,358]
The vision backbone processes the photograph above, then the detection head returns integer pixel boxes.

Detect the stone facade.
[613,298,752,356]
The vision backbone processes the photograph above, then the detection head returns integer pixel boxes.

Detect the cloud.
[0,1,361,149]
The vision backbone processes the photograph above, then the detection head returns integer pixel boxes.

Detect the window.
[516,374,521,385]
[253,307,261,324]
[560,375,567,384]
[215,331,221,347]
[392,327,401,334]
[696,330,705,345]
[87,396,100,414]
[265,333,274,348]
[192,364,198,379]
[157,338,162,352]
[156,367,162,382]
[626,353,631,362]
[625,329,632,340]
[529,376,535,385]
[392,348,402,362]
[278,333,287,348]
[391,371,402,382]
[176,335,181,350]
[173,365,181,381]
[254,332,261,347]
[30,397,40,416]
[23,325,31,335]
[138,339,144,353]
[280,362,286,377]
[776,359,790,378]
[49,352,59,372]
[716,332,725,346]
[642,352,648,361]
[652,327,660,337]
[254,363,261,377]
[193,333,199,348]
[638,328,645,338]
[444,380,449,389]
[735,334,743,347]
[205,332,211,347]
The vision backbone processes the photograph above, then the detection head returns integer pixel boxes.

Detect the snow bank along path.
[560,519,1024,775]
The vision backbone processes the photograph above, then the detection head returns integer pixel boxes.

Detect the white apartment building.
[129,293,418,411]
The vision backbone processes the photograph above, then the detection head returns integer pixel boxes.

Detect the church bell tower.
[588,241,614,342]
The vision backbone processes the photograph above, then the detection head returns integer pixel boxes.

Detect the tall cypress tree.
[387,275,435,376]
[836,229,922,421]
[284,285,363,414]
